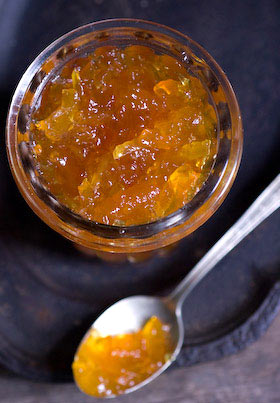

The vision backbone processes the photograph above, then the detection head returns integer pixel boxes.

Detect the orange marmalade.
[31,45,217,225]
[72,316,173,397]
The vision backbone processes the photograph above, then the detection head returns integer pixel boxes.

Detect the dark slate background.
[0,0,279,380]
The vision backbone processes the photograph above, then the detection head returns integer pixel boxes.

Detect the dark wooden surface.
[1,310,280,403]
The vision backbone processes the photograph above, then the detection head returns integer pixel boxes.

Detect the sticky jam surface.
[72,316,174,397]
[31,45,217,225]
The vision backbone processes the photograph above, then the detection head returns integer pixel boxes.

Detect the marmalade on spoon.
[72,316,174,397]
[31,45,217,225]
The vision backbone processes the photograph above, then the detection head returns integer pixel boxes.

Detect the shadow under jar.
[6,19,243,262]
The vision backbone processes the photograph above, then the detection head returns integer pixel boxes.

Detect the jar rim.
[6,18,243,252]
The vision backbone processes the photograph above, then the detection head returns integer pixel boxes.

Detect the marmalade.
[72,316,173,397]
[31,45,217,225]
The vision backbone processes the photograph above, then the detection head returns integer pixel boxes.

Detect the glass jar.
[6,19,243,256]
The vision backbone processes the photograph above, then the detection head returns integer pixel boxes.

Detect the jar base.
[73,243,178,263]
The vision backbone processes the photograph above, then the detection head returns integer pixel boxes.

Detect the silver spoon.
[75,174,280,397]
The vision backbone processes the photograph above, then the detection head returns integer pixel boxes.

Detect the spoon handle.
[169,174,280,308]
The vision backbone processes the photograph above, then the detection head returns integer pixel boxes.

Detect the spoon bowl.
[77,295,184,397]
